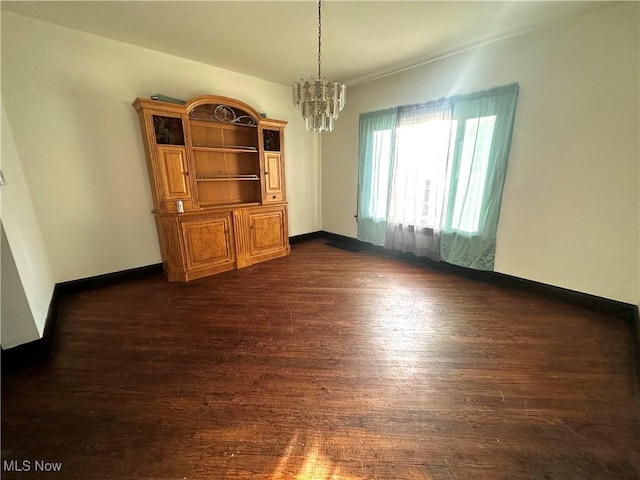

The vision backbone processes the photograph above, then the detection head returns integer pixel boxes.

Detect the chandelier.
[292,0,346,133]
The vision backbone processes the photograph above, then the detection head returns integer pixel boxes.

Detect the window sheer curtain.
[385,100,453,260]
[357,83,519,271]
[357,109,397,246]
[440,84,519,270]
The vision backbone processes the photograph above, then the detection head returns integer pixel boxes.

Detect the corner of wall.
[1,101,56,346]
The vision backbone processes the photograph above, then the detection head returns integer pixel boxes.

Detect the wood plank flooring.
[2,238,639,479]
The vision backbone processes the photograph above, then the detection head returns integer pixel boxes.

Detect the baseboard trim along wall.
[1,289,61,373]
[633,306,640,383]
[319,231,638,319]
[289,231,325,245]
[1,263,163,373]
[3,232,638,379]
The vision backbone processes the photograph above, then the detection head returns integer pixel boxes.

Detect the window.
[449,115,496,233]
[357,83,518,270]
[391,119,456,229]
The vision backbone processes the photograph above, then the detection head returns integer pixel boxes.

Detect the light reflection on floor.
[271,433,362,480]
[367,280,444,377]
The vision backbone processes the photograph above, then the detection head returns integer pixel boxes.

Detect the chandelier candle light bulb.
[292,0,346,132]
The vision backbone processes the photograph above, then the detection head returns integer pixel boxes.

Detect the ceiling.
[1,1,610,86]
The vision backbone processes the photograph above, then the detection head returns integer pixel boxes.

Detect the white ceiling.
[1,1,610,86]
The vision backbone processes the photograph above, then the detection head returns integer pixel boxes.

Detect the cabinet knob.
[265,171,269,175]
[184,171,190,176]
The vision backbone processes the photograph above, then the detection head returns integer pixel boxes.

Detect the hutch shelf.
[133,95,290,282]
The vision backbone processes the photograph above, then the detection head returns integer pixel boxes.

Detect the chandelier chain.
[317,0,322,79]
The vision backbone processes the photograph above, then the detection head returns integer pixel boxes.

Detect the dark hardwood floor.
[2,239,639,479]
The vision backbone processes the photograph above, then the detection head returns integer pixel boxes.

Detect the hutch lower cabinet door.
[233,205,290,268]
[181,214,236,272]
[155,212,237,282]
[247,206,289,260]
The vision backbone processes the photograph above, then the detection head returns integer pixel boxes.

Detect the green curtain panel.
[440,83,520,270]
[356,84,519,270]
[357,108,398,246]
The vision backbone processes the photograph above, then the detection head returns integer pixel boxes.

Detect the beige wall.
[0,104,55,348]
[1,227,42,349]
[1,12,320,284]
[322,3,639,304]
[1,102,56,348]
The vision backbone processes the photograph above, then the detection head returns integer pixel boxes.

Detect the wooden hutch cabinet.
[132,95,290,282]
